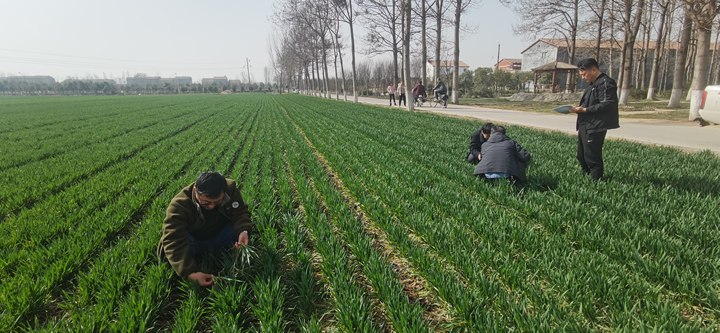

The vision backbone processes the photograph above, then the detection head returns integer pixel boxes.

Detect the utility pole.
[246,58,252,84]
[496,44,501,71]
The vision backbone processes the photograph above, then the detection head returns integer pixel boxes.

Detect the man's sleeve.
[161,204,197,278]
[514,141,532,164]
[585,77,618,114]
[228,183,253,236]
[469,131,483,156]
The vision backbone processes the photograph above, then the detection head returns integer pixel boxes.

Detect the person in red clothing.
[412,80,426,105]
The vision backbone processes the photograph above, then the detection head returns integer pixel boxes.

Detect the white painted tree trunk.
[668,13,692,108]
[689,28,712,121]
[404,0,414,111]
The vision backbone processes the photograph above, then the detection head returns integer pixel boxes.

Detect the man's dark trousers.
[577,125,607,180]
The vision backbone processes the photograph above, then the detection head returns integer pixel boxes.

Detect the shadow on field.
[516,173,559,193]
[479,173,559,194]
[609,174,720,197]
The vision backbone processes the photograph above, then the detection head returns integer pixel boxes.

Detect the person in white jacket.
[387,83,396,106]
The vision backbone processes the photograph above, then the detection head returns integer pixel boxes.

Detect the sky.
[0,0,527,83]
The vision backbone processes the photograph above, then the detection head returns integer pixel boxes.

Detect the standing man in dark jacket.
[570,58,619,181]
[466,122,494,164]
[473,126,532,182]
[157,172,253,287]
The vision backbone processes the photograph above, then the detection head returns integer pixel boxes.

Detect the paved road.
[354,96,720,154]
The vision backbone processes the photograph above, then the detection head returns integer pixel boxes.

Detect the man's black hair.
[577,58,599,70]
[195,172,226,198]
[481,122,495,134]
[491,125,506,135]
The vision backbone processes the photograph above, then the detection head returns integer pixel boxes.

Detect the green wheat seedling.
[231,245,258,278]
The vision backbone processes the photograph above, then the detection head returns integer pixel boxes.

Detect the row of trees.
[503,0,719,119]
[270,0,476,111]
[270,0,719,119]
[0,80,273,95]
[298,58,533,98]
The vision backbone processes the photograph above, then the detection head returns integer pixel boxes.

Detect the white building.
[426,60,470,82]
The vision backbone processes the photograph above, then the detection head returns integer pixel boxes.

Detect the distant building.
[160,76,192,85]
[127,76,161,88]
[495,58,522,72]
[201,76,228,86]
[228,80,243,86]
[426,60,470,82]
[86,79,117,85]
[520,38,693,91]
[177,76,192,85]
[0,75,56,85]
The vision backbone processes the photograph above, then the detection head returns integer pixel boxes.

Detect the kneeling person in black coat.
[466,122,494,164]
[473,126,532,182]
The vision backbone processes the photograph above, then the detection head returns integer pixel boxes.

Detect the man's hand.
[570,106,586,113]
[234,230,249,249]
[188,272,214,287]
[477,153,482,161]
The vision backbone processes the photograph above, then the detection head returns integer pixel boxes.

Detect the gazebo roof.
[532,61,578,72]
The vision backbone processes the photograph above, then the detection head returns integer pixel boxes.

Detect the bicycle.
[428,93,448,108]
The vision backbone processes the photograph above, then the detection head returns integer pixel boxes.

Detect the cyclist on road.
[412,80,426,105]
[432,79,448,107]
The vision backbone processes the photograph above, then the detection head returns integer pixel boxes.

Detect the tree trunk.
[595,0,608,59]
[609,0,615,79]
[392,0,400,86]
[685,27,697,100]
[337,36,348,101]
[311,59,317,95]
[567,0,579,92]
[434,0,443,83]
[710,19,720,85]
[348,0,358,103]
[660,3,675,93]
[421,0,427,86]
[322,41,331,99]
[639,0,653,90]
[647,0,669,100]
[305,66,311,95]
[404,0,414,111]
[669,12,692,107]
[333,43,340,100]
[618,0,645,105]
[689,26,712,120]
[451,0,461,104]
[636,1,655,90]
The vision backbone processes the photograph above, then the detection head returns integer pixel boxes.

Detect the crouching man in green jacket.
[157,172,253,287]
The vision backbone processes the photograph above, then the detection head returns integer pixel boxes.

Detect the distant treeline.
[0,80,276,95]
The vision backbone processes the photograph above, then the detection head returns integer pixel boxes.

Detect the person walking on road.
[473,126,532,182]
[570,58,619,181]
[157,172,253,287]
[398,81,406,106]
[387,82,397,106]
